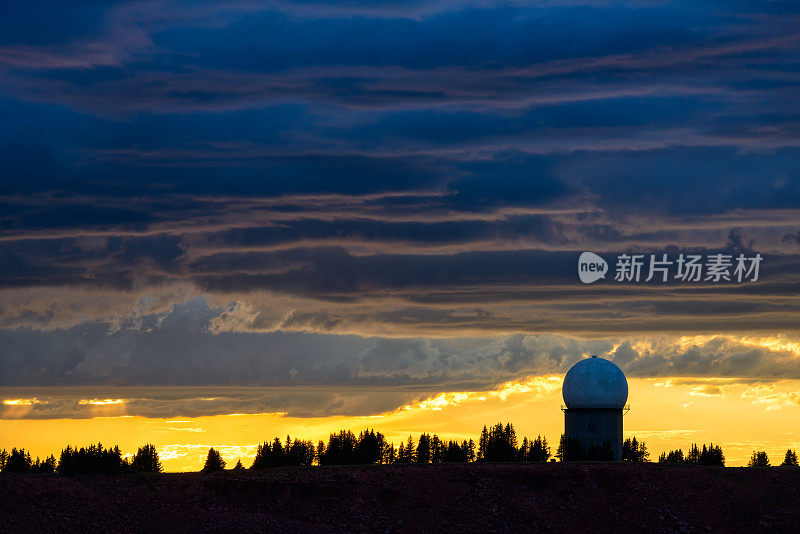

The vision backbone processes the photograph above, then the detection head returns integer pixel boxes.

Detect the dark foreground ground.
[1,463,799,533]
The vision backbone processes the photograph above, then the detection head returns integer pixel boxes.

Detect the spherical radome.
[562,356,628,408]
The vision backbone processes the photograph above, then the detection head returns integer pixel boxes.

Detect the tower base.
[563,408,623,461]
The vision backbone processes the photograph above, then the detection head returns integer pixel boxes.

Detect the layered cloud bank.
[2,1,800,417]
[1,297,799,419]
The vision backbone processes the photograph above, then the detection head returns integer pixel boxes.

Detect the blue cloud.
[0,0,799,359]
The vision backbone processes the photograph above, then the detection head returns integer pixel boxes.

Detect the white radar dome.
[562,356,628,409]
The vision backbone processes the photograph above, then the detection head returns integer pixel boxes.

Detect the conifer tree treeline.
[0,443,163,475]
[657,443,726,466]
[555,434,613,461]
[0,448,56,474]
[477,423,522,462]
[251,436,316,468]
[131,443,163,473]
[748,450,770,467]
[318,430,381,466]
[245,422,544,468]
[3,429,795,474]
[622,437,649,462]
[552,435,651,463]
[519,435,551,462]
[58,443,127,476]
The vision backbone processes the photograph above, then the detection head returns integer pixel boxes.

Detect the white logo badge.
[578,252,608,284]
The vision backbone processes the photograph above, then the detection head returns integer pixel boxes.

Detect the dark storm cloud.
[2,297,796,392]
[0,299,606,388]
[2,1,800,394]
[1,299,799,418]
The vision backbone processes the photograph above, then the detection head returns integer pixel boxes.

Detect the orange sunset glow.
[3,363,798,471]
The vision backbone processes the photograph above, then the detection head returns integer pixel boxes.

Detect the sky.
[1,0,799,470]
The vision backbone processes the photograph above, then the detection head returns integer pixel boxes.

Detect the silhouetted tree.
[700,443,725,467]
[416,433,431,464]
[0,449,56,474]
[658,449,685,463]
[252,440,282,469]
[403,435,416,463]
[356,430,385,464]
[286,436,316,466]
[505,423,517,451]
[395,435,415,464]
[430,435,444,464]
[684,443,724,466]
[316,440,325,465]
[517,437,528,461]
[202,447,226,472]
[3,448,32,473]
[131,444,162,473]
[556,434,583,461]
[272,437,284,461]
[321,430,355,465]
[8,424,778,475]
[519,435,550,462]
[57,443,126,476]
[781,449,798,467]
[232,460,245,471]
[556,435,567,462]
[382,441,396,464]
[480,422,518,462]
[748,451,770,467]
[253,435,315,468]
[442,441,465,462]
[319,430,362,465]
[622,437,649,462]
[32,455,56,474]
[466,439,476,462]
[686,443,701,464]
[478,425,489,461]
